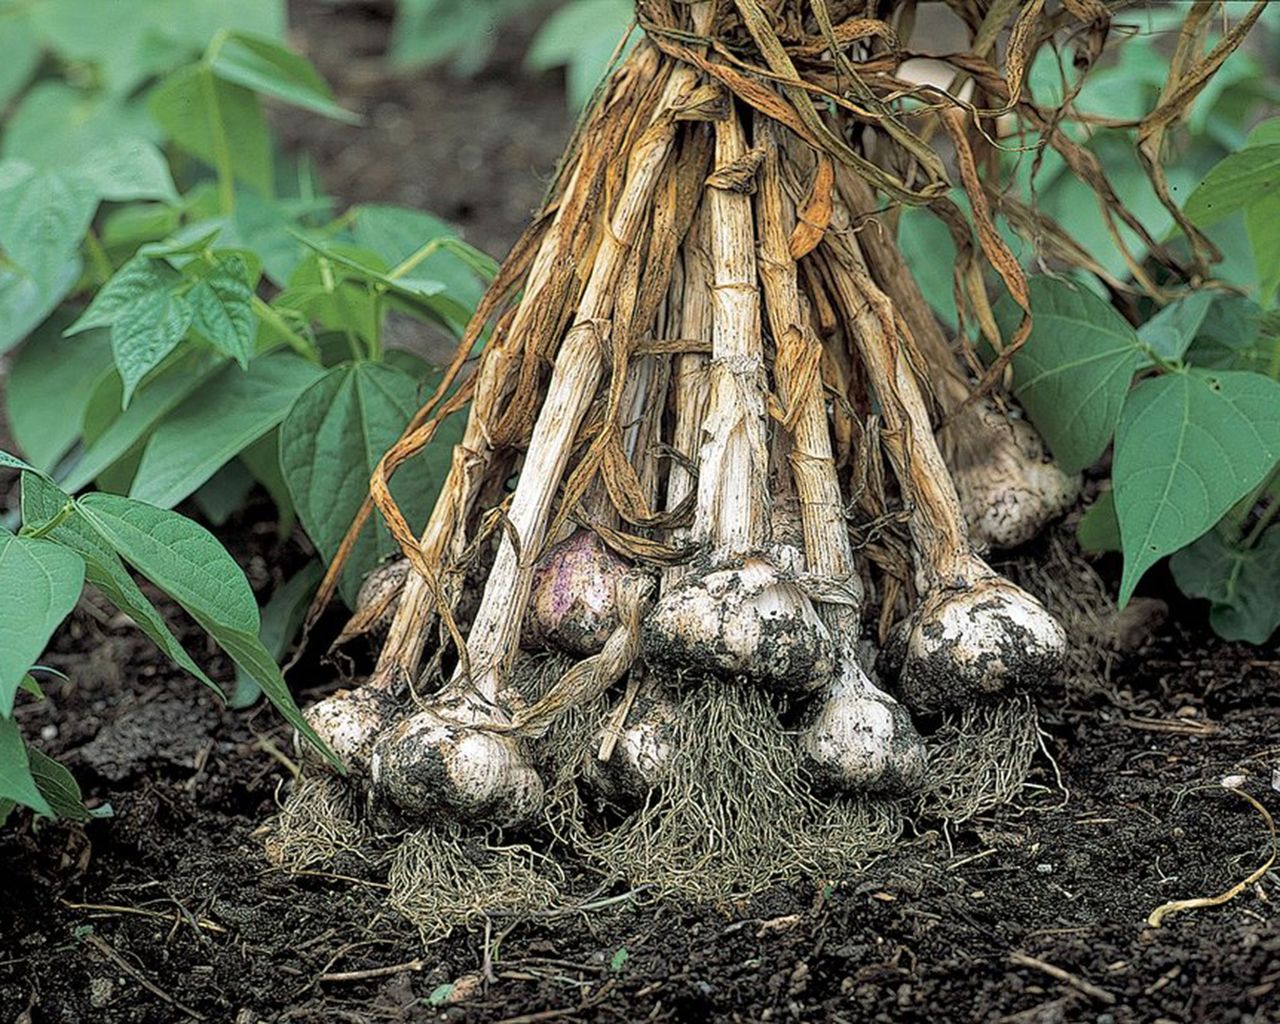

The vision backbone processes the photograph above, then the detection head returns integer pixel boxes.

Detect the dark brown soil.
[2,4,1278,1023]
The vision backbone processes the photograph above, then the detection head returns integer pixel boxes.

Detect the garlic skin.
[371,701,544,827]
[801,660,928,794]
[587,686,678,803]
[525,530,629,657]
[949,402,1079,551]
[355,558,411,633]
[641,556,834,693]
[878,572,1067,711]
[300,686,398,775]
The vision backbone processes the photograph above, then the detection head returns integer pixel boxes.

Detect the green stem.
[200,62,237,216]
[388,239,443,281]
[1242,497,1280,548]
[252,297,319,362]
[22,502,75,540]
[83,230,114,286]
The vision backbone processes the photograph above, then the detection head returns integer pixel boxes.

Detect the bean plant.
[0,1,487,821]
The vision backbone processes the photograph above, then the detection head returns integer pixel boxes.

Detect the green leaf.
[0,449,43,476]
[1185,144,1280,227]
[62,351,226,494]
[21,473,222,697]
[0,257,82,354]
[1247,119,1280,148]
[1185,295,1274,372]
[191,460,256,526]
[238,431,295,531]
[1246,190,1280,305]
[128,354,324,509]
[210,32,359,123]
[896,206,958,330]
[1076,490,1121,554]
[101,203,181,253]
[0,159,97,288]
[279,362,455,603]
[1137,292,1215,367]
[2,82,158,168]
[1003,276,1142,474]
[274,246,387,345]
[349,204,486,311]
[1114,370,1280,604]
[526,0,635,110]
[1171,525,1280,644]
[6,313,114,472]
[0,718,51,817]
[231,560,322,708]
[0,9,39,109]
[78,139,178,204]
[186,252,257,367]
[68,256,168,335]
[0,532,85,717]
[74,494,334,763]
[150,64,272,196]
[67,256,194,407]
[28,748,91,821]
[111,285,195,407]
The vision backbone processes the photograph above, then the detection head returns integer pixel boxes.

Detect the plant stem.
[22,502,75,540]
[1242,497,1280,548]
[198,54,237,216]
[83,230,114,285]
[251,297,319,362]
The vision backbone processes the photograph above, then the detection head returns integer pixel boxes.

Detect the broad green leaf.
[7,314,115,472]
[211,32,359,123]
[0,718,51,817]
[73,493,333,762]
[0,160,96,288]
[61,351,226,494]
[1185,144,1280,227]
[0,9,39,109]
[525,0,634,110]
[128,354,324,508]
[896,205,958,330]
[1114,370,1280,603]
[186,252,256,367]
[111,285,195,406]
[21,473,221,697]
[27,748,91,821]
[68,256,172,334]
[1003,276,1142,474]
[279,362,455,603]
[349,204,486,311]
[1247,119,1280,148]
[274,246,387,345]
[150,64,272,196]
[231,560,322,708]
[1185,295,1272,371]
[0,449,42,476]
[1245,190,1280,304]
[78,138,178,204]
[238,431,295,531]
[0,532,85,716]
[101,203,181,252]
[0,257,82,354]
[2,83,158,168]
[390,0,522,74]
[1137,292,1215,366]
[1076,490,1121,554]
[192,461,256,526]
[1171,525,1280,644]
[67,256,194,407]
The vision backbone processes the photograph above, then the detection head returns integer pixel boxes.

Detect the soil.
[2,4,1279,1023]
